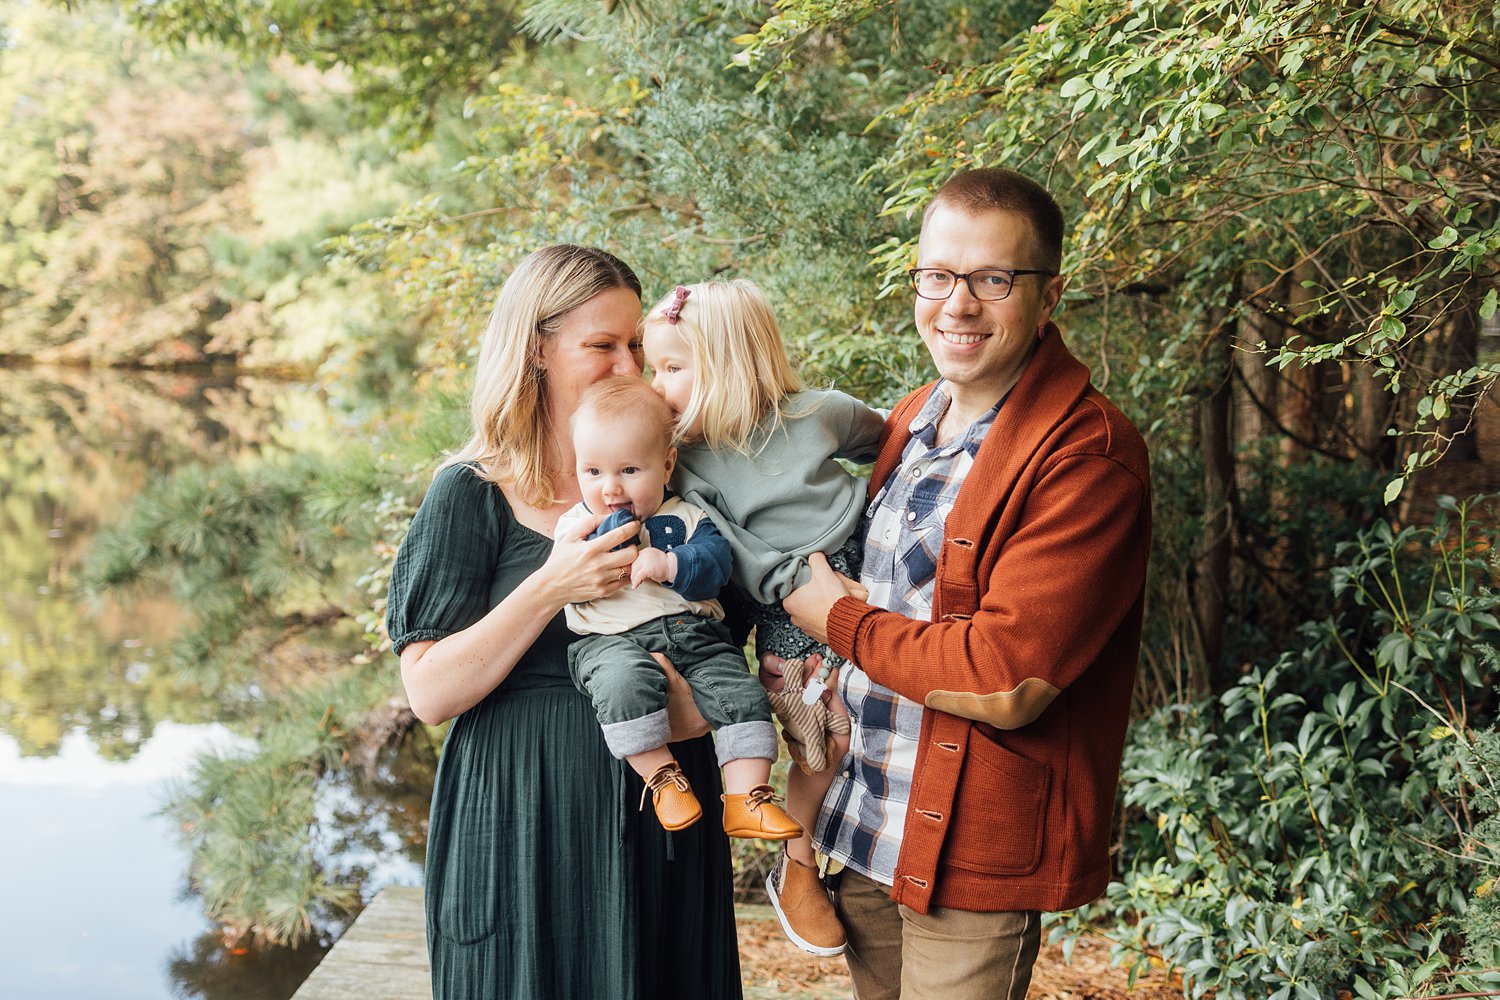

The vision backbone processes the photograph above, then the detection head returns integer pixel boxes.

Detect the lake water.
[0,367,423,1000]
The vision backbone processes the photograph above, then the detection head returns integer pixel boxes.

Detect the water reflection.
[0,366,424,1000]
[0,725,321,1000]
[168,934,326,1000]
[0,365,339,761]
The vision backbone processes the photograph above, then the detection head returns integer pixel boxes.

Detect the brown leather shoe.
[643,761,701,831]
[765,848,846,956]
[721,784,803,840]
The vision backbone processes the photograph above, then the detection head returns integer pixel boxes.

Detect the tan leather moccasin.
[643,760,701,831]
[721,784,803,840]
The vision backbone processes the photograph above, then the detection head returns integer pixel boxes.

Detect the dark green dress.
[387,464,743,1000]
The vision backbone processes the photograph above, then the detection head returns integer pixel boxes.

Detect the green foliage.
[750,1,1500,481]
[0,368,349,760]
[127,0,524,137]
[1074,497,1500,998]
[0,1,425,381]
[335,0,1059,404]
[0,1,114,303]
[0,1,249,361]
[1225,444,1387,661]
[47,366,442,946]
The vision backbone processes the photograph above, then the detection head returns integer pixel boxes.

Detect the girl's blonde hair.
[441,244,641,504]
[644,278,804,453]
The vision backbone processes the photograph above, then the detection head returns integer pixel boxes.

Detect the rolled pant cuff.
[601,709,671,759]
[714,720,778,767]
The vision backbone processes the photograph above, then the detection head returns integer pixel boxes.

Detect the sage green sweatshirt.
[673,388,884,605]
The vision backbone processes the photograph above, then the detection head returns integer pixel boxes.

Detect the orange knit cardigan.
[825,325,1151,914]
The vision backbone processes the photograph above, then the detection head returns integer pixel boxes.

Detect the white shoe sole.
[765,869,847,957]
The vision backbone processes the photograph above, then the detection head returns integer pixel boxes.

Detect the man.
[779,168,1151,999]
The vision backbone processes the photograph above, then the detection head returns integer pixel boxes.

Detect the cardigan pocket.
[943,729,1050,876]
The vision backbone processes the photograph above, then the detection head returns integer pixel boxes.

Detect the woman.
[386,245,743,999]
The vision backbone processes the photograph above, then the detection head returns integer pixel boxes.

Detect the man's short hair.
[924,168,1065,273]
[572,376,675,451]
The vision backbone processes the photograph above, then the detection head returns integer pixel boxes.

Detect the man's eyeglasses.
[908,267,1056,302]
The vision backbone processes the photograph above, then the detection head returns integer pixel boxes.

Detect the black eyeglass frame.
[907,267,1057,301]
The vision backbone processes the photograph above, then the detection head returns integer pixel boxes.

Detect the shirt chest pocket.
[892,493,954,613]
[900,489,953,534]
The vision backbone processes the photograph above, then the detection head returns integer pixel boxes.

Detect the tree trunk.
[1440,299,1481,462]
[1195,315,1235,685]
[1350,362,1397,471]
[1237,299,1280,450]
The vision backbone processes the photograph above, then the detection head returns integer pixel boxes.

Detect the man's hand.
[630,548,675,589]
[783,553,865,646]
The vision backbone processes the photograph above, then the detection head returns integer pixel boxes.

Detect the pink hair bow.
[663,285,690,324]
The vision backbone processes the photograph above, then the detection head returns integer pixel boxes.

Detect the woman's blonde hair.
[441,244,641,504]
[643,278,804,453]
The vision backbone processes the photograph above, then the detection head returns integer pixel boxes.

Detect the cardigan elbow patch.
[924,677,1061,729]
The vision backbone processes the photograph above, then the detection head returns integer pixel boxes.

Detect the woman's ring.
[618,568,629,580]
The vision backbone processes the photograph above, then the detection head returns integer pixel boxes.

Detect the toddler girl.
[643,279,884,957]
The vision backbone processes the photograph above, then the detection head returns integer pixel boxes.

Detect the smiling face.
[644,320,699,439]
[573,411,675,522]
[914,205,1065,413]
[539,286,645,425]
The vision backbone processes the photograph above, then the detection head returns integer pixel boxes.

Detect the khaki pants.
[831,869,1041,1000]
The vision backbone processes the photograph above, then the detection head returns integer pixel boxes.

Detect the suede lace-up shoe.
[765,847,846,956]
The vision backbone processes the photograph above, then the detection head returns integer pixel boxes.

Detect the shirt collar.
[907,380,1004,457]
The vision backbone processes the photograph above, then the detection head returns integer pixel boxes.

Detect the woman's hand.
[539,512,640,606]
[655,653,711,742]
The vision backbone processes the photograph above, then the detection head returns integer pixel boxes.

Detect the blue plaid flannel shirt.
[814,381,1002,885]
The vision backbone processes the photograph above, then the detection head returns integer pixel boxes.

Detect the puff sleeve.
[385,463,507,655]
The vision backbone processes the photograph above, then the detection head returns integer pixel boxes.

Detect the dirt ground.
[738,907,1182,999]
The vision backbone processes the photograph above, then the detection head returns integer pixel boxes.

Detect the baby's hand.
[629,548,676,589]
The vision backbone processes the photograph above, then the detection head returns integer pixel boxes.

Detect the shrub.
[1079,496,1500,999]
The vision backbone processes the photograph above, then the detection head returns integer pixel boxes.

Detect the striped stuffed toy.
[765,658,852,775]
